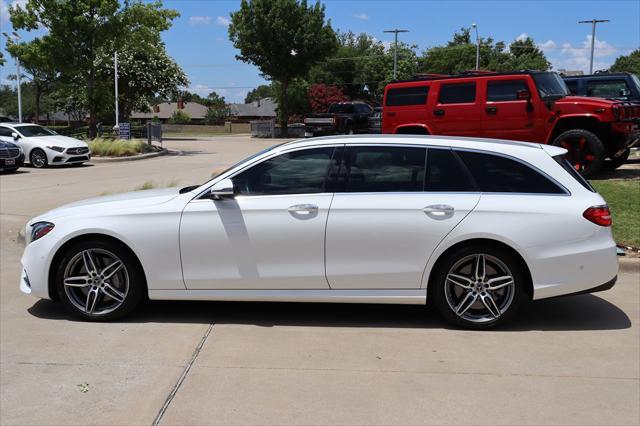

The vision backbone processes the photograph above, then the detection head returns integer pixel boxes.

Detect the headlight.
[30,222,55,243]
[46,146,65,152]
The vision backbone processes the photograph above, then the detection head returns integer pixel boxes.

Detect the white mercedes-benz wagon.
[20,135,618,328]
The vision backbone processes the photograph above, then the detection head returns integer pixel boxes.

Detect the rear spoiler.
[541,144,568,157]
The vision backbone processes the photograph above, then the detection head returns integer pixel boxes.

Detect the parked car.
[0,139,25,173]
[368,107,382,134]
[563,72,640,102]
[304,102,373,136]
[0,123,91,168]
[20,135,618,329]
[382,71,640,176]
[0,116,15,123]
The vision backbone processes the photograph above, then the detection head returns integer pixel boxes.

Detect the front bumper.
[0,153,25,170]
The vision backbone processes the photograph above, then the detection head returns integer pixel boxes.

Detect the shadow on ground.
[28,292,630,332]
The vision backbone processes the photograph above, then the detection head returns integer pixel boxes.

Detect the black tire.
[29,148,48,168]
[551,129,605,177]
[604,148,630,171]
[55,239,145,321]
[430,244,528,330]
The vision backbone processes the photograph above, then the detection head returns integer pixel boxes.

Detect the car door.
[0,126,16,143]
[482,78,544,142]
[325,145,480,289]
[429,81,481,136]
[179,146,340,290]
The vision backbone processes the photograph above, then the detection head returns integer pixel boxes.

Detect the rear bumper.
[543,275,617,299]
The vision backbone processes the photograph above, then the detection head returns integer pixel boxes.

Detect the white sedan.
[0,123,91,168]
[19,136,618,328]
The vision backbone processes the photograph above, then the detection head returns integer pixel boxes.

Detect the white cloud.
[216,16,231,27]
[516,32,528,42]
[538,40,557,51]
[550,35,620,73]
[189,16,212,26]
[353,13,369,21]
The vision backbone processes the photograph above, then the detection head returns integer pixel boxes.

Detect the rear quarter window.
[456,150,566,194]
[385,86,429,106]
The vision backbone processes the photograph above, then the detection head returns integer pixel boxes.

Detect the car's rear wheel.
[55,239,145,321]
[431,245,527,329]
[30,148,48,168]
[551,129,605,177]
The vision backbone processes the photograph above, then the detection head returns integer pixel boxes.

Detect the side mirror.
[516,90,531,101]
[11,132,19,141]
[209,178,234,200]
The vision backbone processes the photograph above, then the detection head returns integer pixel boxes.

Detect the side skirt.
[148,289,428,305]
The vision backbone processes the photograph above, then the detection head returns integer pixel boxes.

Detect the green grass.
[591,180,640,247]
[88,138,156,157]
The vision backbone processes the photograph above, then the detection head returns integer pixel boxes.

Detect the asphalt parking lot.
[1,135,639,425]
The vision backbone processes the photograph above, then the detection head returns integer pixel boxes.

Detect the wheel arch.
[47,233,148,300]
[425,238,533,301]
[546,115,607,144]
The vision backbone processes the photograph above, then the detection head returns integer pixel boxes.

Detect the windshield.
[16,125,57,137]
[328,104,354,114]
[532,72,569,98]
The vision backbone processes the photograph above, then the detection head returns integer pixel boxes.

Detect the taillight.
[583,205,612,227]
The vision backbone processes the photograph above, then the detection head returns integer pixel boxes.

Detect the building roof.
[229,98,277,118]
[131,102,209,120]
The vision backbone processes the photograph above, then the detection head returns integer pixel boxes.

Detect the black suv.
[0,140,24,173]
[563,72,640,102]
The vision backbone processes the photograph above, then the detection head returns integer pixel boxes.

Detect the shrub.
[204,106,231,125]
[169,110,191,124]
[88,139,155,157]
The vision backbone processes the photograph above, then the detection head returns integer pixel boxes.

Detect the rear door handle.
[288,204,319,215]
[434,109,445,116]
[423,204,455,216]
[486,106,498,114]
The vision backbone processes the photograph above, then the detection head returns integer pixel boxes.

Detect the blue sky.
[1,0,639,103]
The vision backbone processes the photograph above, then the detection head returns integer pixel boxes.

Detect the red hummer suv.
[382,71,640,176]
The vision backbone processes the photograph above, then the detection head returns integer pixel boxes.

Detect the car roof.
[388,70,545,85]
[276,134,566,156]
[563,72,632,80]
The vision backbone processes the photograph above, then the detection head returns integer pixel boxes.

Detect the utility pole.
[114,51,119,129]
[384,28,409,79]
[471,23,480,70]
[578,19,610,74]
[3,32,22,122]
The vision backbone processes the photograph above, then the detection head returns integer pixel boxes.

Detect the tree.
[610,50,640,75]
[206,91,226,108]
[245,84,275,103]
[228,0,337,136]
[0,51,5,67]
[204,105,231,125]
[10,0,180,138]
[420,28,550,75]
[169,109,190,124]
[308,84,347,112]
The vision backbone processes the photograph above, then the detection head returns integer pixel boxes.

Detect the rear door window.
[438,83,476,104]
[344,146,426,192]
[385,86,429,106]
[487,80,529,102]
[456,150,565,194]
[586,79,630,99]
[425,148,476,191]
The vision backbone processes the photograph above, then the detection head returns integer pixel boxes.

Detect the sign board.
[118,122,131,140]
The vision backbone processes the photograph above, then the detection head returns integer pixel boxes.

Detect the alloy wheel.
[63,248,129,316]
[31,150,47,168]
[444,253,515,324]
[558,136,594,173]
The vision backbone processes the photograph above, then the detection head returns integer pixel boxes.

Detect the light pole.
[578,19,610,74]
[114,51,119,130]
[3,31,22,122]
[471,23,480,70]
[384,28,409,80]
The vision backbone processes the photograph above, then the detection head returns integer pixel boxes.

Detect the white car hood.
[27,135,88,148]
[33,188,183,222]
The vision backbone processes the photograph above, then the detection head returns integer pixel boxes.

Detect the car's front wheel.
[431,245,527,329]
[55,239,145,321]
[30,148,48,168]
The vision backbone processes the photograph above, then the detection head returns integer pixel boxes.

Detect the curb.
[90,148,169,163]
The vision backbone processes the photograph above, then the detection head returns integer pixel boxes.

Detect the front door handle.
[485,106,498,114]
[288,204,319,215]
[423,204,455,217]
[434,109,445,116]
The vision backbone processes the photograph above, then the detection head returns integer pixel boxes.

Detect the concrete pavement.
[1,135,638,425]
